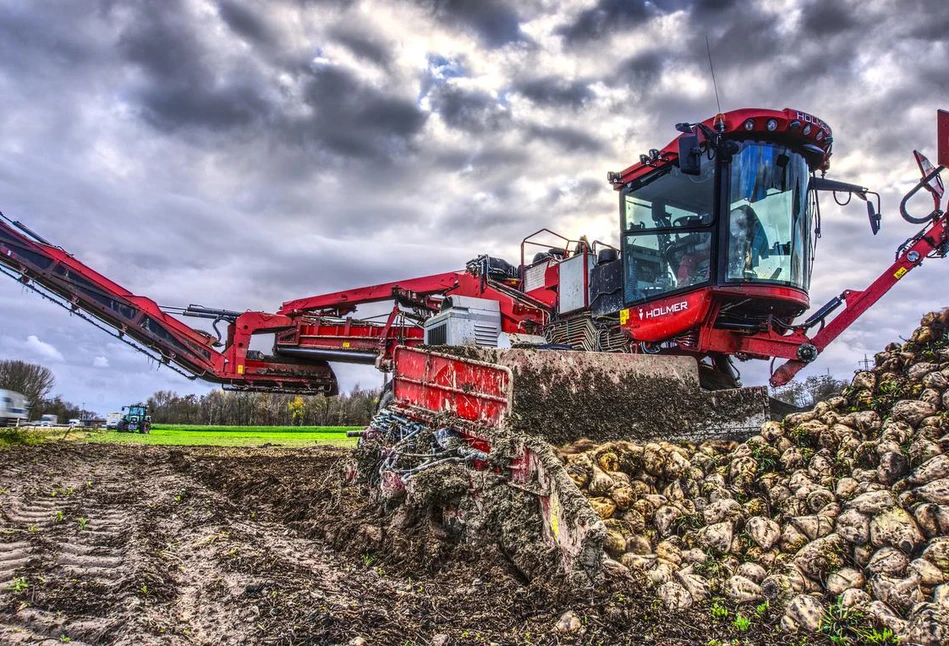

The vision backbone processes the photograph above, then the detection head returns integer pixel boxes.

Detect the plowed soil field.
[0,443,813,645]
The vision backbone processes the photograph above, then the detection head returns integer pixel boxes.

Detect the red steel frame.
[391,346,511,426]
[0,108,945,396]
[0,219,552,394]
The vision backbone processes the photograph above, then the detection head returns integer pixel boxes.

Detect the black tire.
[377,381,394,413]
[141,422,151,434]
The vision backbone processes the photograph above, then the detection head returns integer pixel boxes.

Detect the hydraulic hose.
[900,166,945,224]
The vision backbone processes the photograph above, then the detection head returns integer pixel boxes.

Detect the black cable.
[832,191,852,206]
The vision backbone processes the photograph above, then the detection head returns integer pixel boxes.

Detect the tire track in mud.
[0,444,365,645]
[0,451,132,645]
[128,459,361,644]
[0,541,31,590]
[1,445,536,645]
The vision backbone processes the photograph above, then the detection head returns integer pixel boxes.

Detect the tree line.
[769,373,851,409]
[146,387,381,426]
[0,360,90,421]
[0,359,380,426]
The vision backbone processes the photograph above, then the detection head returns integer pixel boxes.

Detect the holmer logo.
[795,111,831,135]
[638,301,689,320]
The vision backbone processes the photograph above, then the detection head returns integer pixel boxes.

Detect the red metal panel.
[392,347,512,425]
[619,289,713,342]
[283,319,425,352]
[939,109,949,168]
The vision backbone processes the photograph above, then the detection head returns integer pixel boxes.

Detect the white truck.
[0,390,30,427]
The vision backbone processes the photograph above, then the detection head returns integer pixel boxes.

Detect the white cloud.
[25,335,64,362]
[93,356,109,368]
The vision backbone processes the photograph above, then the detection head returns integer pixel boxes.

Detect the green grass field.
[82,424,361,447]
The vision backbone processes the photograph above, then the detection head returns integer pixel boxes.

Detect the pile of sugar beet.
[562,311,949,645]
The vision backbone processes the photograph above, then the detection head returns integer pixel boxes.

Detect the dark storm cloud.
[252,239,471,299]
[119,2,271,132]
[423,0,528,48]
[294,64,427,158]
[439,205,535,238]
[133,80,271,133]
[902,0,949,42]
[115,1,427,162]
[798,2,859,38]
[557,0,653,46]
[689,0,740,18]
[544,177,605,207]
[698,8,782,68]
[511,76,593,109]
[329,25,392,67]
[217,0,275,45]
[429,84,509,133]
[564,178,603,201]
[670,3,849,97]
[919,61,949,92]
[119,2,201,81]
[526,124,604,153]
[0,4,104,75]
[433,146,530,172]
[614,50,666,87]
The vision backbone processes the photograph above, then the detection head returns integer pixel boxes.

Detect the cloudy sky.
[0,0,947,415]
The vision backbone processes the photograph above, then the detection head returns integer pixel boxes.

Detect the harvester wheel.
[377,381,394,413]
[140,423,151,435]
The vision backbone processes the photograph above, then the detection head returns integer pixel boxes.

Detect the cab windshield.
[620,140,813,306]
[726,142,812,289]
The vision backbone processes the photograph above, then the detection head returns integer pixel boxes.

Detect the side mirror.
[809,177,883,235]
[678,129,702,176]
[867,200,881,235]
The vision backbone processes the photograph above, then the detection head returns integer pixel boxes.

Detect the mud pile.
[565,311,949,645]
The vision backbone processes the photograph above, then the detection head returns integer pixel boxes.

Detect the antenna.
[706,34,722,115]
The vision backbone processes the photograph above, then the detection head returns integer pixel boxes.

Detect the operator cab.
[125,405,147,418]
[622,138,812,314]
[605,108,850,344]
